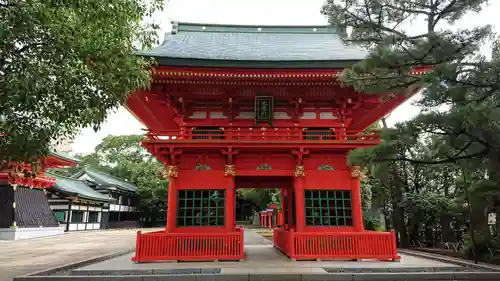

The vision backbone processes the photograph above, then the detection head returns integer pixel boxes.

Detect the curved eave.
[97,184,137,194]
[62,192,111,203]
[79,195,113,203]
[141,56,362,69]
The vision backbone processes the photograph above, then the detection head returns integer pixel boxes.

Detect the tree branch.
[375,148,488,165]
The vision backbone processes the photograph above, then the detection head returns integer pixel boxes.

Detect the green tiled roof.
[138,22,368,68]
[73,167,137,193]
[47,173,111,202]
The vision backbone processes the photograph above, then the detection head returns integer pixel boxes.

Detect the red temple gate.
[128,22,427,262]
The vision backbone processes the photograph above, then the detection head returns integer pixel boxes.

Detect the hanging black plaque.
[255,96,274,124]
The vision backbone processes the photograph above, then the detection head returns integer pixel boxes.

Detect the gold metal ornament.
[294,164,305,178]
[350,165,367,180]
[167,165,178,178]
[224,165,236,177]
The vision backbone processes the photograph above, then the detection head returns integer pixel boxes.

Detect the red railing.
[132,228,244,262]
[273,229,400,261]
[145,128,380,143]
[274,228,293,256]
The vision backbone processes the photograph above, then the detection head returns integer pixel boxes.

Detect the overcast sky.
[71,0,500,155]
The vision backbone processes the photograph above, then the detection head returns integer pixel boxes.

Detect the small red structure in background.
[259,203,283,229]
[259,204,279,229]
[128,22,427,262]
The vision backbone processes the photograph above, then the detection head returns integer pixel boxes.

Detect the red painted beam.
[126,91,167,130]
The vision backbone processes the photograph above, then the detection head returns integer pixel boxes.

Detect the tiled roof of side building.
[47,172,112,203]
[137,22,368,68]
[73,167,138,193]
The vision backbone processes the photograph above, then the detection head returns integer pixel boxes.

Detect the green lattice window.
[176,190,226,227]
[305,190,353,226]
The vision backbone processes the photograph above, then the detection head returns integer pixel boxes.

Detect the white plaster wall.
[109,204,130,211]
[88,223,100,230]
[189,111,207,119]
[210,112,227,119]
[300,112,317,119]
[273,112,292,119]
[50,205,70,210]
[319,112,337,119]
[235,112,255,119]
[67,223,101,231]
[0,227,65,240]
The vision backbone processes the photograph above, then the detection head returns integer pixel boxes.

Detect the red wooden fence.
[132,228,244,262]
[274,228,400,261]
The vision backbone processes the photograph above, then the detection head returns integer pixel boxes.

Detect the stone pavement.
[0,227,474,281]
[74,229,461,275]
[76,246,460,274]
[243,229,273,245]
[0,228,159,281]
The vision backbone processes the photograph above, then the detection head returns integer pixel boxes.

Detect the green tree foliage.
[0,0,164,168]
[323,0,500,261]
[322,0,498,166]
[238,188,278,210]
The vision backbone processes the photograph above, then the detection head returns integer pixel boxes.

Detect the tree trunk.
[440,214,454,242]
[408,219,420,245]
[392,183,408,247]
[441,182,454,242]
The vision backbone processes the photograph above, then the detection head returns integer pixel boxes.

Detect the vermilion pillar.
[225,176,235,232]
[294,177,306,232]
[166,167,178,232]
[287,186,293,230]
[280,188,286,227]
[351,177,364,231]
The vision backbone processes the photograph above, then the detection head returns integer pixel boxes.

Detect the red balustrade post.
[132,231,142,262]
[288,229,295,259]
[166,168,178,232]
[294,177,306,232]
[391,231,400,260]
[225,176,236,232]
[180,127,186,139]
[351,177,364,232]
[240,229,245,259]
[338,127,347,140]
